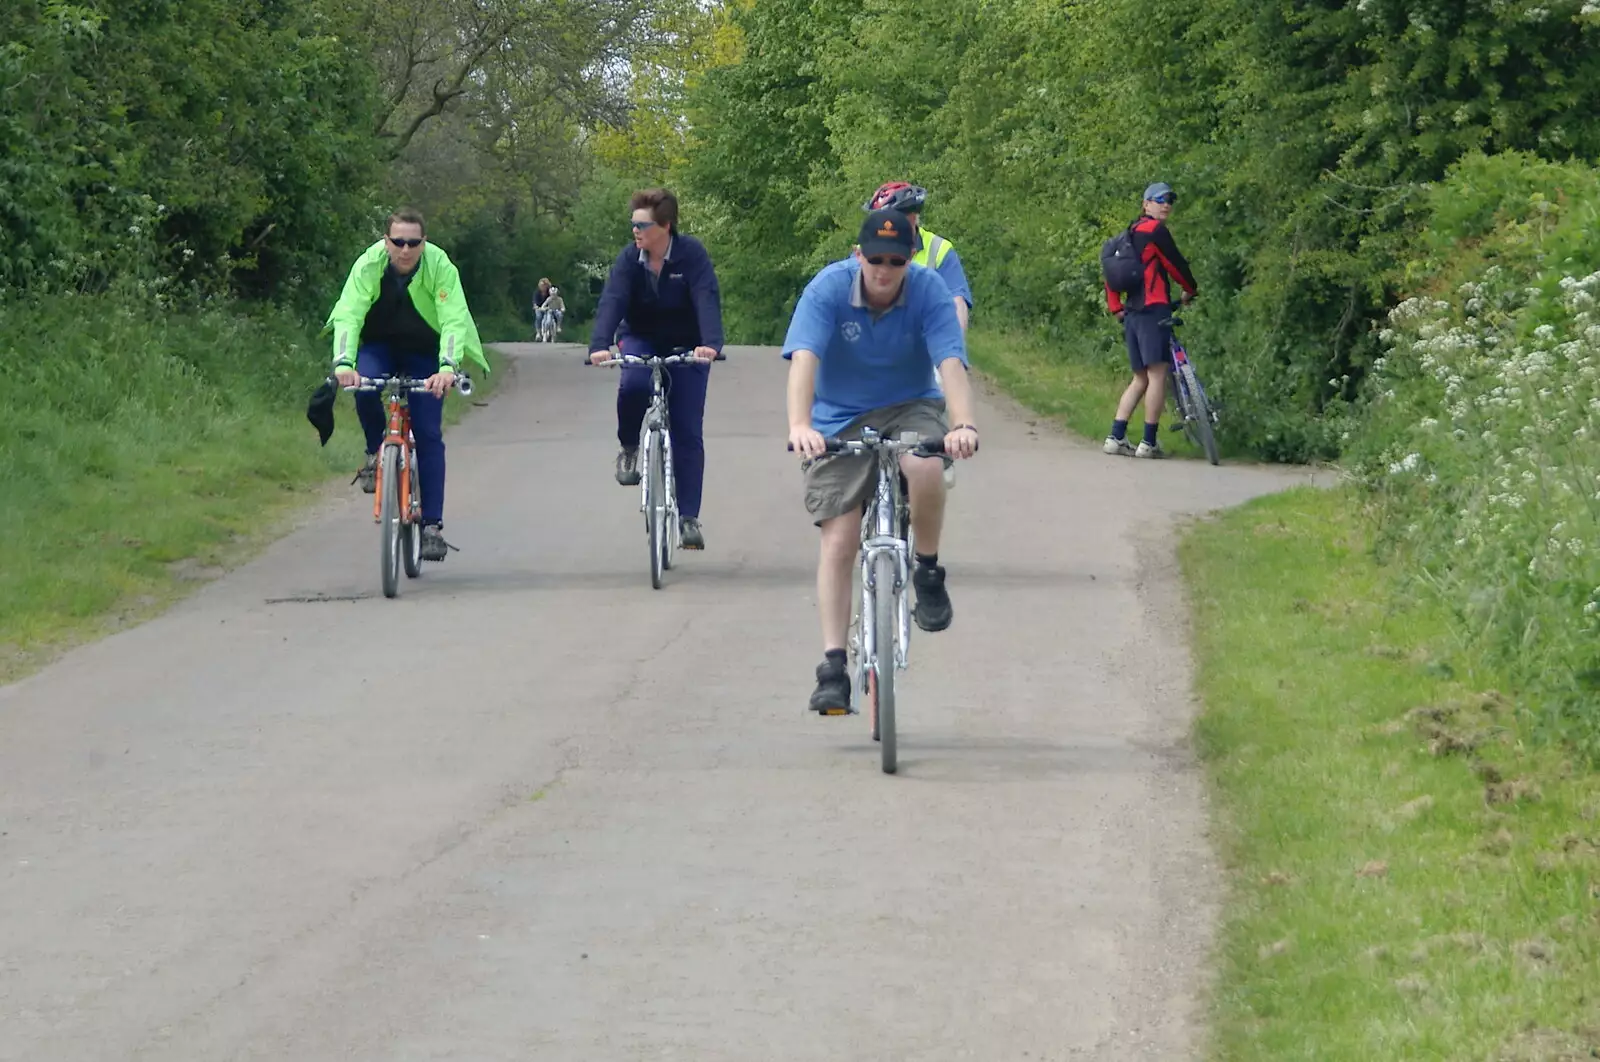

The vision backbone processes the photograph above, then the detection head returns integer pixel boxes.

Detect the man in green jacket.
[324,208,490,561]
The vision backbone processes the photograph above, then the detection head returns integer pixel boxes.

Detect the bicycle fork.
[857,488,911,696]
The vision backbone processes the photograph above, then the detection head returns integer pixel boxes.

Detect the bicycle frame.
[600,349,708,582]
[1167,327,1212,425]
[854,430,916,683]
[371,383,418,527]
[638,359,679,543]
[340,373,474,526]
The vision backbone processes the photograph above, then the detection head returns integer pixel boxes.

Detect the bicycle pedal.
[817,706,855,717]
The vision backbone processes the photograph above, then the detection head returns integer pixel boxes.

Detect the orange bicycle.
[337,373,472,598]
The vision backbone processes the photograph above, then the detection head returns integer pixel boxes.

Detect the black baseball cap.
[858,208,915,259]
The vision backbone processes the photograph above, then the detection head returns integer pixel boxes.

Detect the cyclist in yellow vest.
[864,182,972,332]
[865,182,972,487]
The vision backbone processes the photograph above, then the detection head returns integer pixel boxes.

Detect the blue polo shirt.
[781,258,968,436]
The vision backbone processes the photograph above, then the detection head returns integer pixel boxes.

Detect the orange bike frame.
[370,390,416,525]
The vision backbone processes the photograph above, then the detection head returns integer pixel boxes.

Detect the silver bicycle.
[807,428,957,774]
[601,347,709,589]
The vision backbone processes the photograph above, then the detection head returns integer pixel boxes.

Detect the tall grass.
[1350,153,1600,755]
[0,290,497,670]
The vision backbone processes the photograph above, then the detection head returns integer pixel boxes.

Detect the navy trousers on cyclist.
[354,342,446,525]
[615,335,708,519]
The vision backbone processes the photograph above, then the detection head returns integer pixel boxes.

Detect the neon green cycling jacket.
[322,240,491,376]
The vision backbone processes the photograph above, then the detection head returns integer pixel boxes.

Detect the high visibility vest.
[913,227,953,270]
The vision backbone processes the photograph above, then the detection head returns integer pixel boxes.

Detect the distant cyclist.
[325,208,490,560]
[1102,182,1197,459]
[537,285,565,338]
[588,188,725,550]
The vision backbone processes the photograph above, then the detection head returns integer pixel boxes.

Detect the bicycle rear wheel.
[1178,363,1220,465]
[647,434,666,590]
[379,444,402,598]
[873,552,898,774]
[401,452,422,578]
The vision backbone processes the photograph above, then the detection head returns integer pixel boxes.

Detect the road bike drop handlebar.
[334,373,474,397]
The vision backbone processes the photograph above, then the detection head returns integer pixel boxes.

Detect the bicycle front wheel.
[1178,363,1220,465]
[661,437,677,572]
[379,444,402,598]
[873,552,899,774]
[647,434,666,590]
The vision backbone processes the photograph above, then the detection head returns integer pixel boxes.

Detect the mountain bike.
[598,347,711,589]
[338,372,473,599]
[1164,314,1219,465]
[794,429,972,775]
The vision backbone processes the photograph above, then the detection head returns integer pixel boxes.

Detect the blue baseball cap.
[1143,182,1176,202]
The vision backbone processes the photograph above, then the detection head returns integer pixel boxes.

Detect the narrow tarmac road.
[0,344,1320,1061]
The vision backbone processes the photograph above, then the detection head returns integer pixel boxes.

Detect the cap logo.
[877,220,897,237]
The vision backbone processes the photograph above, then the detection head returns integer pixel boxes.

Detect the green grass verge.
[967,324,1217,458]
[0,293,504,681]
[1182,486,1600,1061]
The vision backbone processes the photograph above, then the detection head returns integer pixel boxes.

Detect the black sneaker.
[912,563,952,632]
[680,517,704,550]
[354,453,377,494]
[808,658,854,715]
[420,523,451,562]
[615,448,641,486]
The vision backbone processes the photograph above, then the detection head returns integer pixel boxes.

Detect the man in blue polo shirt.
[783,208,980,715]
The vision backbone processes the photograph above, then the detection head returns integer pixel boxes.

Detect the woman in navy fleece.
[588,188,725,550]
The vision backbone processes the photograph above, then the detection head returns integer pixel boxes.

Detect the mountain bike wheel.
[1178,363,1220,465]
[647,434,666,590]
[872,552,898,774]
[379,444,402,599]
[401,452,422,578]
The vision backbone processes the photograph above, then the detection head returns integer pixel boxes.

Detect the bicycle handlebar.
[335,373,474,397]
[786,435,977,457]
[598,353,713,368]
[587,345,727,365]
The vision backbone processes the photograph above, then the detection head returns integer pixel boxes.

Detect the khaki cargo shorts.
[802,398,949,524]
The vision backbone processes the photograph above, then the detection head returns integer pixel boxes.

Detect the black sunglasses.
[388,237,423,248]
[866,255,908,268]
[1149,194,1177,205]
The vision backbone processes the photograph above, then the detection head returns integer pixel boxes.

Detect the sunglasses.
[866,255,908,268]
[630,220,657,231]
[1149,194,1177,205]
[388,237,423,248]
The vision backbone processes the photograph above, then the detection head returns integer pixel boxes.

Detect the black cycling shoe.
[912,564,953,632]
[808,658,854,715]
[680,517,704,550]
[615,448,641,486]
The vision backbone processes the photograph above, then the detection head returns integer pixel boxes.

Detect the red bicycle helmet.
[864,181,928,214]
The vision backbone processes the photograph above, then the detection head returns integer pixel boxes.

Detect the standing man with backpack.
[1100,182,1197,458]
